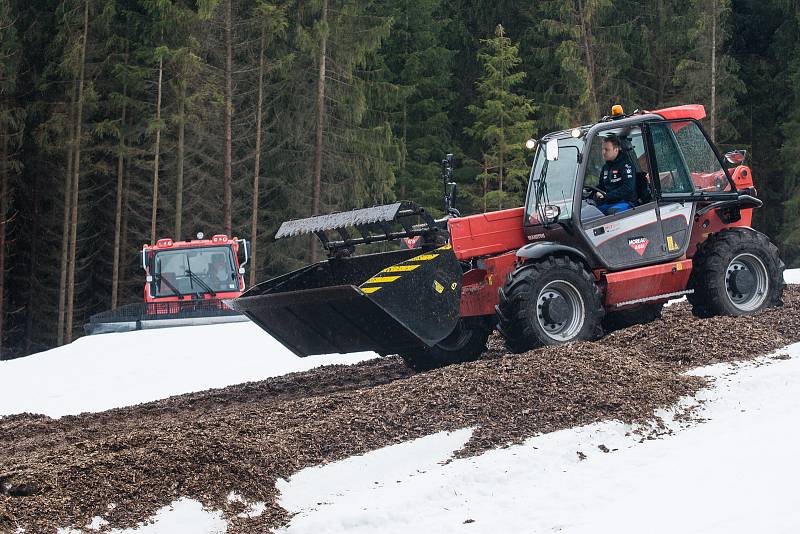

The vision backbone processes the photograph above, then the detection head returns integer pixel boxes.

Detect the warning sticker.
[433,280,444,294]
[628,236,650,256]
[667,235,679,251]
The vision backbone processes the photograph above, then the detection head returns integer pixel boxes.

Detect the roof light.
[212,234,228,243]
[156,238,173,247]
[197,232,204,240]
[571,128,582,138]
[525,139,537,150]
[611,104,624,116]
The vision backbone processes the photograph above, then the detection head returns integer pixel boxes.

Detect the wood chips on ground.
[1,286,799,533]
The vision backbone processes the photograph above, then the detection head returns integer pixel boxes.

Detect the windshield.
[152,246,237,297]
[527,138,583,222]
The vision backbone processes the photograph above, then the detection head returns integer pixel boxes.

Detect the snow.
[276,343,800,534]
[786,268,800,284]
[56,499,227,534]
[3,267,796,532]
[0,321,377,418]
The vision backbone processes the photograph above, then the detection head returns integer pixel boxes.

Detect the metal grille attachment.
[275,201,442,256]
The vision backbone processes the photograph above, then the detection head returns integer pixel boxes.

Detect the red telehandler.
[233,105,784,369]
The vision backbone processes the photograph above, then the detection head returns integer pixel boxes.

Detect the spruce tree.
[374,0,456,215]
[465,24,535,210]
[674,0,744,143]
[0,0,25,355]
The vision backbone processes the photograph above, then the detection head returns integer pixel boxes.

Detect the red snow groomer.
[85,233,249,335]
[233,104,785,369]
[142,233,248,308]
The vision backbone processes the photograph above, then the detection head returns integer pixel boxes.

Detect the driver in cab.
[595,135,636,215]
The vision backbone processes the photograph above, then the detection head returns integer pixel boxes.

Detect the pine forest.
[0,0,799,358]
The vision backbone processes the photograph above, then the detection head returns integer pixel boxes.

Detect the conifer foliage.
[0,0,799,358]
[465,24,535,210]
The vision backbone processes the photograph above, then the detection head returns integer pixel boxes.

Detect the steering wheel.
[582,185,605,201]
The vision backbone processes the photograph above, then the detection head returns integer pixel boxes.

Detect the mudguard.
[516,241,589,264]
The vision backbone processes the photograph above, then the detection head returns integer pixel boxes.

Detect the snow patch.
[786,268,800,284]
[277,428,473,521]
[0,321,377,418]
[58,498,227,534]
[276,344,800,534]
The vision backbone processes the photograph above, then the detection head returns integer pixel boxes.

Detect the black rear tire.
[399,317,492,371]
[688,228,784,318]
[496,256,604,353]
[602,303,663,333]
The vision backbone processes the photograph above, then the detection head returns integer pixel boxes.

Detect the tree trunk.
[710,0,717,143]
[223,0,233,236]
[175,81,185,240]
[65,0,89,344]
[25,175,38,355]
[150,55,163,244]
[111,80,127,310]
[250,27,266,286]
[119,116,132,299]
[499,43,505,211]
[576,0,600,121]
[57,88,75,346]
[0,128,8,356]
[309,0,328,264]
[483,156,488,213]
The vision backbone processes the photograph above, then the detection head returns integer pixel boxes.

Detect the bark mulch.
[1,286,798,533]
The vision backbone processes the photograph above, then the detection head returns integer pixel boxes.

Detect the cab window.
[528,140,581,221]
[585,126,648,188]
[671,121,731,192]
[649,123,695,194]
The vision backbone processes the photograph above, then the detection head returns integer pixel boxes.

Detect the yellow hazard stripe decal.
[413,253,439,261]
[382,264,420,273]
[361,287,381,294]
[365,275,400,284]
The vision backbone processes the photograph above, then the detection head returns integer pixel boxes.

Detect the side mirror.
[545,139,559,161]
[724,150,747,165]
[543,205,561,225]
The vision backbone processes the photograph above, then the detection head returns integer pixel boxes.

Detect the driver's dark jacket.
[599,152,636,204]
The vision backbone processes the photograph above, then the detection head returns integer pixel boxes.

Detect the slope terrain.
[1,277,799,533]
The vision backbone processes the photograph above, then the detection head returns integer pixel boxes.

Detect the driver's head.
[602,136,621,162]
[211,255,225,269]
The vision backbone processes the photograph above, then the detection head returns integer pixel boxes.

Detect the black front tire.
[688,228,784,318]
[496,256,604,353]
[399,317,492,371]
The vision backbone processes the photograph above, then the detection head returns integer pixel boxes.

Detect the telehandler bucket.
[232,202,462,357]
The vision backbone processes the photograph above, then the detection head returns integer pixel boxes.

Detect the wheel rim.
[536,280,585,341]
[725,253,769,312]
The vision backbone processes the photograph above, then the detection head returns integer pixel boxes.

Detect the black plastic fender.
[515,241,590,266]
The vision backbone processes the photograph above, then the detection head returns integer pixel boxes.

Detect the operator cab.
[153,246,239,297]
[525,105,740,271]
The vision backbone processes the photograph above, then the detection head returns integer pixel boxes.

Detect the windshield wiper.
[184,269,216,296]
[155,274,183,298]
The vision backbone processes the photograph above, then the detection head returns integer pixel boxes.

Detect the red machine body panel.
[687,165,754,257]
[448,207,527,261]
[653,104,706,121]
[460,251,518,317]
[603,260,693,308]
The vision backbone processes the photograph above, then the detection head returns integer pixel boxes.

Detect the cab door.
[580,125,669,269]
[645,119,733,260]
